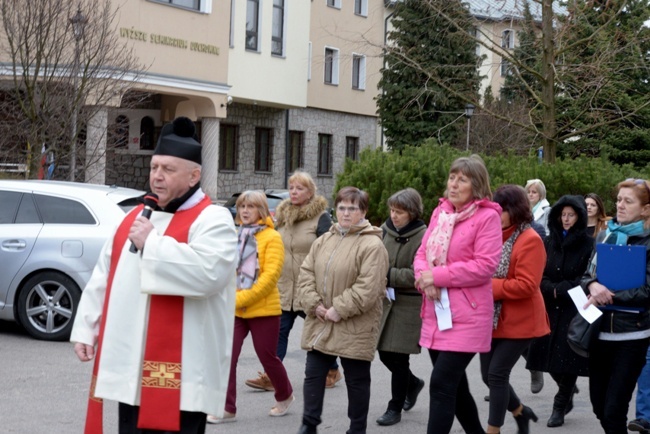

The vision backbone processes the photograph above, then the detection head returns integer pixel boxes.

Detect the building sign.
[119,27,219,55]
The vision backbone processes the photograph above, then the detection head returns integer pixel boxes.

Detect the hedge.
[335,143,650,225]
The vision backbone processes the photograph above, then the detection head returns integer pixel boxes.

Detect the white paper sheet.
[568,286,603,323]
[435,287,453,330]
[385,287,395,301]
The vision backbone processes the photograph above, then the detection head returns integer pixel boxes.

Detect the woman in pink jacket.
[414,155,503,434]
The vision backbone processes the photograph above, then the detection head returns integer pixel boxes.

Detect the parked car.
[0,180,144,341]
[222,189,290,222]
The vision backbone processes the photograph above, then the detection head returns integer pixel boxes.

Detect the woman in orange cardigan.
[480,185,550,434]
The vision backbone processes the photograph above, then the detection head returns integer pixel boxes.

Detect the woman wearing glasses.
[413,155,503,434]
[581,178,650,434]
[296,187,389,434]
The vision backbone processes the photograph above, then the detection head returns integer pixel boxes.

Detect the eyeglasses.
[625,178,650,197]
[336,205,360,214]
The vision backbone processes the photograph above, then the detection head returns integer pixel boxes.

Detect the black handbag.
[567,312,603,358]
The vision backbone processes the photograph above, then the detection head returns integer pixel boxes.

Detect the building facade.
[92,0,386,201]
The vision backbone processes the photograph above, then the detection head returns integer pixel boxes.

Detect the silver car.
[0,180,144,341]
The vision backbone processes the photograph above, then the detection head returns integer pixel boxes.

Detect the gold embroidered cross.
[149,364,176,386]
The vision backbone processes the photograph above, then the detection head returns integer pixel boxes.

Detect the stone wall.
[217,103,379,201]
[105,150,151,191]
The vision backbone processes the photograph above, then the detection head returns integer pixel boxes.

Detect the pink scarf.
[426,201,478,269]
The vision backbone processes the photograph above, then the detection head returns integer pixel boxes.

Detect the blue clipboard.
[596,244,647,291]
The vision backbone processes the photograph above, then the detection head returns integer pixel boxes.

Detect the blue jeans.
[636,346,650,421]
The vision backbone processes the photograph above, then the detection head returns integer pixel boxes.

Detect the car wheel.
[16,272,81,341]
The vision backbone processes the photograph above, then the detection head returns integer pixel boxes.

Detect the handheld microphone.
[129,193,159,253]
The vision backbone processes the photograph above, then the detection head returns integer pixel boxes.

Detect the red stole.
[84,196,211,433]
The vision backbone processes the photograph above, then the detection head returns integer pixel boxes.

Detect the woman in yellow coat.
[208,191,294,424]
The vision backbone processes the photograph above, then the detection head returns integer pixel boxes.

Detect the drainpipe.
[284,109,290,188]
[380,10,395,150]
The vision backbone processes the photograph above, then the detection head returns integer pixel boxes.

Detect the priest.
[71,117,238,434]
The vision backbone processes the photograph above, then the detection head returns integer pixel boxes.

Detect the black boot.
[403,377,425,411]
[547,408,565,427]
[297,424,317,434]
[514,405,538,434]
[376,409,402,426]
[565,385,579,415]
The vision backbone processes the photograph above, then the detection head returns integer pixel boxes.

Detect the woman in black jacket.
[581,179,650,434]
[527,195,594,428]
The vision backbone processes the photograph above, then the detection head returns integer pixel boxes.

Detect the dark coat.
[377,218,426,354]
[527,195,594,375]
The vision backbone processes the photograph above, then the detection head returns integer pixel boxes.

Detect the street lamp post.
[69,6,87,181]
[464,103,475,152]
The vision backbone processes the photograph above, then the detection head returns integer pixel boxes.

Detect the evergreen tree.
[377,0,481,151]
[555,0,650,167]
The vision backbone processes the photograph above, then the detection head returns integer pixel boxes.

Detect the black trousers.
[118,403,207,434]
[589,338,650,434]
[302,350,371,434]
[479,338,531,427]
[427,350,483,434]
[378,350,419,412]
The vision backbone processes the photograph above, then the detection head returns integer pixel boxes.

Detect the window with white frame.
[246,0,260,51]
[154,0,211,13]
[272,0,285,56]
[324,47,339,85]
[501,29,514,49]
[327,0,341,9]
[352,54,366,90]
[354,0,368,16]
[470,27,481,57]
[500,59,512,77]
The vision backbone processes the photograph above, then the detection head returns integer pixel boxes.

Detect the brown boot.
[325,368,342,388]
[245,371,274,391]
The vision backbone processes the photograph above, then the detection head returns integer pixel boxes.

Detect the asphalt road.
[0,318,638,433]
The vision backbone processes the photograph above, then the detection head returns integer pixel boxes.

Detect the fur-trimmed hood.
[275,195,329,228]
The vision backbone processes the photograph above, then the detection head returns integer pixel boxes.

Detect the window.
[0,191,21,224]
[140,116,155,150]
[155,0,210,12]
[354,0,367,16]
[327,0,341,8]
[288,131,304,172]
[352,54,366,90]
[246,0,259,51]
[317,134,332,175]
[345,136,359,161]
[15,193,40,224]
[324,47,339,85]
[272,0,284,56]
[255,128,273,172]
[501,29,513,49]
[219,124,239,171]
[34,194,96,224]
[501,59,511,77]
[470,27,481,57]
[112,115,129,149]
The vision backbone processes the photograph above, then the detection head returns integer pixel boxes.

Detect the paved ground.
[0,318,638,433]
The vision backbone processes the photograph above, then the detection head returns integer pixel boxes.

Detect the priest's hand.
[129,216,154,251]
[74,342,95,362]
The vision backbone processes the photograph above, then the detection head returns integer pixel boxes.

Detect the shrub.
[335,143,650,224]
